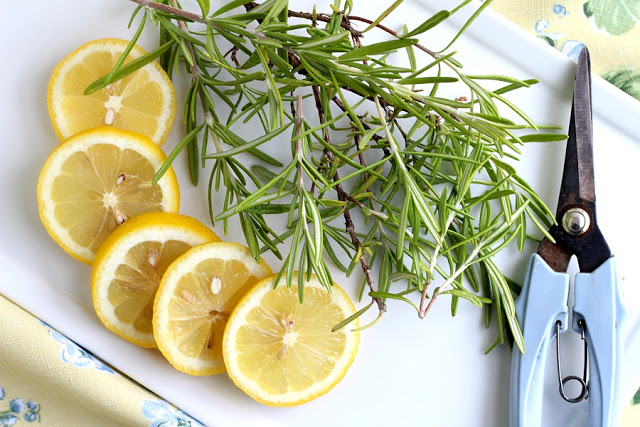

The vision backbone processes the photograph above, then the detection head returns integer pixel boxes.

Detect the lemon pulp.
[170,259,259,357]
[52,143,165,253]
[235,286,348,393]
[223,275,359,406]
[110,240,192,335]
[38,128,179,264]
[48,39,175,145]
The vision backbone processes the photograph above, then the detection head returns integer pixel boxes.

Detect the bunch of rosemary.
[87,0,564,352]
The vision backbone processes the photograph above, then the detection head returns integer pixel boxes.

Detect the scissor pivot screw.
[562,207,591,236]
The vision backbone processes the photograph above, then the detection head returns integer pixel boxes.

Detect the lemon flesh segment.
[154,242,272,375]
[110,239,192,336]
[38,127,180,264]
[223,275,359,406]
[91,213,220,348]
[48,38,176,145]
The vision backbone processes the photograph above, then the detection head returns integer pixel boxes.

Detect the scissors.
[509,47,629,427]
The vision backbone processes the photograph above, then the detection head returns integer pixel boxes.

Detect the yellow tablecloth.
[491,0,640,101]
[0,295,202,426]
[1,1,639,426]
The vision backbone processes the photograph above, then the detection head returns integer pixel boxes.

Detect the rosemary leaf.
[84,41,173,94]
[363,0,404,33]
[404,10,451,37]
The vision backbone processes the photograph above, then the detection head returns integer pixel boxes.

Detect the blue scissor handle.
[573,256,629,427]
[510,254,570,427]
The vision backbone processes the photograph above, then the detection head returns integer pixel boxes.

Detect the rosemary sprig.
[92,0,564,352]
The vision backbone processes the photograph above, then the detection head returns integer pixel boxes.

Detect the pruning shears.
[509,47,629,426]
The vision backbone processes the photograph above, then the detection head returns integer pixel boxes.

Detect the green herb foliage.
[95,0,563,353]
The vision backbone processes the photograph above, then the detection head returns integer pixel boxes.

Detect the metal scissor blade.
[538,46,611,273]
[557,47,595,210]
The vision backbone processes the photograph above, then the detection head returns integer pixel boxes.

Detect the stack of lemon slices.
[37,38,360,407]
[40,38,179,263]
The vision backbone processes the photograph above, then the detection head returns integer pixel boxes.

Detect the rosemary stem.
[295,95,304,188]
[132,0,203,22]
[421,244,481,317]
[132,0,449,75]
[346,15,437,58]
[168,0,206,108]
[169,0,206,184]
[419,209,459,315]
[211,128,222,152]
[311,86,386,314]
[428,211,457,272]
[374,98,403,161]
[171,0,196,73]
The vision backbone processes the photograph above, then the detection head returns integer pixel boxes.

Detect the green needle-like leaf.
[205,122,292,159]
[340,39,417,60]
[153,123,205,184]
[197,0,210,17]
[363,0,404,32]
[84,41,173,94]
[104,12,147,87]
[404,10,451,37]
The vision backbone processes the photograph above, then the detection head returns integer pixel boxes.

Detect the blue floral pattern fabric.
[0,387,42,425]
[39,321,115,374]
[141,400,204,427]
[36,321,206,425]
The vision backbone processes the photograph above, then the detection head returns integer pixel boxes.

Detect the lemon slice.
[223,274,360,406]
[48,38,176,145]
[37,127,180,264]
[153,242,272,375]
[91,212,220,347]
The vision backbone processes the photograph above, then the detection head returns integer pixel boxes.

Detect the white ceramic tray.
[1,1,639,426]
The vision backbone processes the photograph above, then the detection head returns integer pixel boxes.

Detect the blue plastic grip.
[510,254,570,427]
[573,256,628,427]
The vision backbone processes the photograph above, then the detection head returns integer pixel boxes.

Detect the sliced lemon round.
[37,127,180,264]
[223,274,360,406]
[91,212,220,348]
[153,242,272,375]
[48,38,176,145]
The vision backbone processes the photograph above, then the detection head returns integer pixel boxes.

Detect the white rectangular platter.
[1,1,640,426]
